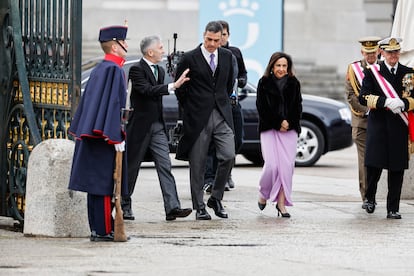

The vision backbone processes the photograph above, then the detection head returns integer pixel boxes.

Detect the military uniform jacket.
[345,59,371,129]
[69,56,128,196]
[359,62,414,170]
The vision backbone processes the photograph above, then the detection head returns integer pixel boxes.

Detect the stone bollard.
[24,139,89,237]
[377,158,414,199]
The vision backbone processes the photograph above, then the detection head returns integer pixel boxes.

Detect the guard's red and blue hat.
[98,25,128,42]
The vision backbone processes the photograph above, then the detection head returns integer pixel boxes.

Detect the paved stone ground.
[1,145,414,275]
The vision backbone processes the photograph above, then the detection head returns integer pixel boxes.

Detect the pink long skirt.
[258,129,297,206]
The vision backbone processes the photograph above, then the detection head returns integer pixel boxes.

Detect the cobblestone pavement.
[1,145,414,275]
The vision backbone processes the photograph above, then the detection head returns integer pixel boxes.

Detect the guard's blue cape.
[68,54,128,196]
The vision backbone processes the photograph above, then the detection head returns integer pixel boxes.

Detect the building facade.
[82,0,396,99]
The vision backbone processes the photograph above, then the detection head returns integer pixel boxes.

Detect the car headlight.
[338,107,352,124]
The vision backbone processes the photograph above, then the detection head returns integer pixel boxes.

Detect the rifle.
[113,151,127,242]
[112,107,132,242]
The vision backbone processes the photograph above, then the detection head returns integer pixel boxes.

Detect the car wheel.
[295,120,325,167]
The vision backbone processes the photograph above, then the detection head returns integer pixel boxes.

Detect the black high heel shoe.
[276,204,290,218]
[258,201,266,210]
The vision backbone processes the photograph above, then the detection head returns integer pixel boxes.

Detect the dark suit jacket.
[174,45,234,160]
[126,58,170,160]
[223,42,247,88]
[359,62,414,170]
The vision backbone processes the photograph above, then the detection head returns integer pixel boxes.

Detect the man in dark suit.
[203,20,248,192]
[174,21,235,220]
[122,35,192,221]
[359,37,414,219]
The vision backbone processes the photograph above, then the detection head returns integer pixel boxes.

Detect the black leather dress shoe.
[387,211,402,219]
[207,196,228,218]
[195,208,211,220]
[123,209,135,220]
[90,231,114,242]
[365,201,376,214]
[166,208,192,221]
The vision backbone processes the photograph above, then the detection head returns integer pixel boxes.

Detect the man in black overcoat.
[359,37,414,219]
[122,35,191,221]
[203,20,248,192]
[174,21,235,220]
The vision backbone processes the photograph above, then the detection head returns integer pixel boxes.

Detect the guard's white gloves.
[114,141,125,152]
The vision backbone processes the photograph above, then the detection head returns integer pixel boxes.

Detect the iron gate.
[0,0,82,223]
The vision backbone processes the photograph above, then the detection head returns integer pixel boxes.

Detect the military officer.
[359,37,414,219]
[345,36,381,208]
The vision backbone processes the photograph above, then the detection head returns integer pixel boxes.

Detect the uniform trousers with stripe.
[87,194,114,236]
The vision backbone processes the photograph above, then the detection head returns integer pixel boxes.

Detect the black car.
[81,56,353,166]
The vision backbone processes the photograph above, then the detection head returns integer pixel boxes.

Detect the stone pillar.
[24,139,89,237]
[377,158,414,199]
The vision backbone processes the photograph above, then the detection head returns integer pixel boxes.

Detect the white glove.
[395,98,405,110]
[114,141,125,152]
[392,98,405,114]
[385,98,404,111]
[391,107,402,114]
[384,98,394,109]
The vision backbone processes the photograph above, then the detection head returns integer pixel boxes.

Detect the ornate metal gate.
[0,0,82,223]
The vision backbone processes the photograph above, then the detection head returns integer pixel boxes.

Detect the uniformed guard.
[68,25,129,241]
[345,36,381,209]
[359,37,414,219]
